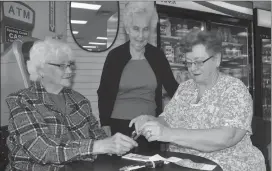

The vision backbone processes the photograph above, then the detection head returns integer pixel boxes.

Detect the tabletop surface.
[62,151,223,171]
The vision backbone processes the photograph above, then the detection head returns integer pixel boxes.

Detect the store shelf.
[161,35,182,41]
[222,55,248,61]
[169,62,186,68]
[262,60,271,65]
[222,42,243,46]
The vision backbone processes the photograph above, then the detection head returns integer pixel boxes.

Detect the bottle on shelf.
[160,18,171,36]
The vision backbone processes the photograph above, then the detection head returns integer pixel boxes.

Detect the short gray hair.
[27,37,74,81]
[123,2,158,33]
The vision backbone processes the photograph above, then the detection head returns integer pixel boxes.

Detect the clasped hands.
[129,115,167,142]
[97,115,167,156]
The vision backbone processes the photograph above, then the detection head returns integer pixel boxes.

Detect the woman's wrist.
[93,139,106,154]
[161,126,171,142]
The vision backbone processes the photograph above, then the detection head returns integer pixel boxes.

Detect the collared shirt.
[5,81,107,170]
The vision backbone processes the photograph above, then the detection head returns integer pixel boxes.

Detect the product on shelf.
[164,43,174,63]
[160,18,171,36]
[175,24,189,38]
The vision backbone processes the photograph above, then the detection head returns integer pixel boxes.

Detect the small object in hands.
[131,130,141,140]
[119,160,164,171]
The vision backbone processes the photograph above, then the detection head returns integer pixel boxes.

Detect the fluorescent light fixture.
[71,2,101,10]
[83,45,96,48]
[89,42,107,45]
[71,20,87,24]
[73,31,79,34]
[97,37,108,40]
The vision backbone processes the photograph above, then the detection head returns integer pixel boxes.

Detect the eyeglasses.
[184,55,214,68]
[47,61,76,70]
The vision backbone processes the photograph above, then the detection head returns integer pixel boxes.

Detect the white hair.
[27,37,74,81]
[123,2,158,33]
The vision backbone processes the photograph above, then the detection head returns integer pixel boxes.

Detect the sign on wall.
[49,1,55,32]
[5,26,29,43]
[1,1,35,52]
[3,1,34,24]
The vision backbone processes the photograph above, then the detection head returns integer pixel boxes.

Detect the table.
[62,151,223,171]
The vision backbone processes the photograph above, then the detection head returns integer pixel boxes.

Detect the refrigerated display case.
[156,2,253,98]
[261,38,271,121]
[253,8,271,121]
[159,15,206,84]
[210,23,250,88]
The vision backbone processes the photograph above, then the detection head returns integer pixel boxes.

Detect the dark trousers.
[109,118,160,153]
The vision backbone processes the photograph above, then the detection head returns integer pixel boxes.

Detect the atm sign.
[3,2,34,24]
[5,26,29,43]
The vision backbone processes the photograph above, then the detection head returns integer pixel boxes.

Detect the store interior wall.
[0,1,271,169]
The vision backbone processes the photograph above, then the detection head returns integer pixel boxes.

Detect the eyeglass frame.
[47,61,76,70]
[184,55,214,68]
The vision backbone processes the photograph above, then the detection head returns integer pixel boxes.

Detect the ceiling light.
[71,2,101,10]
[97,37,108,40]
[73,31,79,34]
[89,42,107,45]
[71,20,87,24]
[83,45,96,48]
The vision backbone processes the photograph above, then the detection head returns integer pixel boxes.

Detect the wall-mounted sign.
[1,1,35,52]
[156,1,253,20]
[5,26,29,43]
[49,1,55,32]
[3,1,34,24]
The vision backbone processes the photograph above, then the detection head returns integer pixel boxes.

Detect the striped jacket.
[5,81,107,170]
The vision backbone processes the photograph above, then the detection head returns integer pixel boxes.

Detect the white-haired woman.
[97,2,178,152]
[5,38,138,171]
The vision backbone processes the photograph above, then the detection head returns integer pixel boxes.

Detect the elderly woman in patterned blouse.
[130,29,266,171]
[5,38,138,171]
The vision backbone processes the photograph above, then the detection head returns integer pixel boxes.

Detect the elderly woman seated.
[5,38,137,171]
[130,29,266,171]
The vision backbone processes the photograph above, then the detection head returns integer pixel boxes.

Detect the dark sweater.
[97,41,179,126]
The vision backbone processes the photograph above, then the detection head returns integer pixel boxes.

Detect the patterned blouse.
[5,81,107,171]
[160,73,266,171]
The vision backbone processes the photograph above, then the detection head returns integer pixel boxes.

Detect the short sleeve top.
[160,73,265,171]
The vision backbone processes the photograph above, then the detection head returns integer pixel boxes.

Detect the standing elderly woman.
[5,38,138,171]
[97,2,178,152]
[130,29,266,170]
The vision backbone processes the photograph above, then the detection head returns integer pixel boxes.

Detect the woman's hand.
[93,133,138,156]
[129,115,156,134]
[140,121,169,142]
